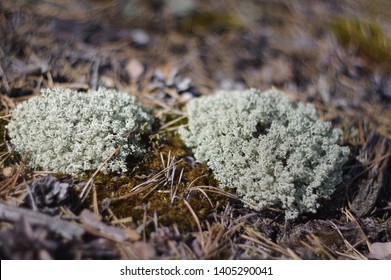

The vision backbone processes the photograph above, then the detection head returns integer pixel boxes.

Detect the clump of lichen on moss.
[7,87,153,174]
[179,88,350,219]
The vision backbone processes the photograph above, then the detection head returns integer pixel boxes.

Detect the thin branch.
[79,147,120,200]
[0,202,84,239]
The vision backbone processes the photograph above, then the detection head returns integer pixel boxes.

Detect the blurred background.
[1,1,390,125]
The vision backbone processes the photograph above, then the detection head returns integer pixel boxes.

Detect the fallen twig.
[0,202,84,239]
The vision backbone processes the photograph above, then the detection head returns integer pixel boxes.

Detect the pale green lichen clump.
[179,88,350,219]
[7,88,152,174]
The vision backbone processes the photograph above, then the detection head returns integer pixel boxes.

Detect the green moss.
[94,131,226,234]
[178,11,246,34]
[330,18,391,69]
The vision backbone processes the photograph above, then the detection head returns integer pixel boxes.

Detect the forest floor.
[0,0,391,259]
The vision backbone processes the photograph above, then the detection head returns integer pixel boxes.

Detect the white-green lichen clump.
[179,88,350,219]
[7,88,152,174]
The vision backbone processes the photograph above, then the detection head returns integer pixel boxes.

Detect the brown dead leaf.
[126,59,145,81]
[368,242,391,259]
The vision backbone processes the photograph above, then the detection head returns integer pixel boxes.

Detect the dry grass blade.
[159,115,187,131]
[199,222,228,259]
[111,177,165,201]
[342,208,371,249]
[0,160,26,197]
[112,152,183,202]
[92,183,99,215]
[0,114,12,120]
[329,221,368,260]
[241,226,301,260]
[79,147,121,200]
[0,94,15,114]
[187,185,258,209]
[181,197,205,252]
[187,186,214,208]
[300,234,336,259]
[0,146,12,165]
[170,168,183,205]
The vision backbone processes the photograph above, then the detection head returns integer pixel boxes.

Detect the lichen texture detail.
[179,88,350,219]
[7,88,152,174]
